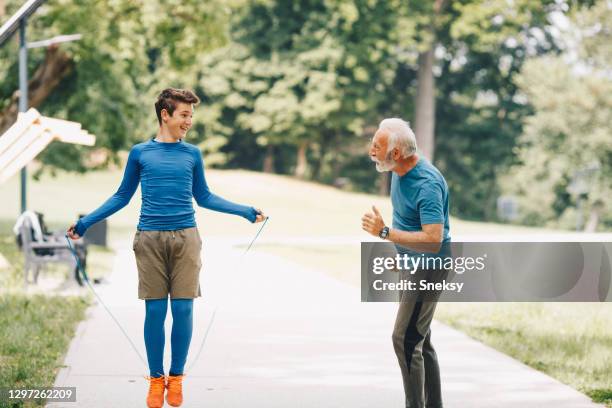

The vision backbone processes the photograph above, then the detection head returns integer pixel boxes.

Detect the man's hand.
[255,208,267,223]
[362,205,385,237]
[67,224,81,240]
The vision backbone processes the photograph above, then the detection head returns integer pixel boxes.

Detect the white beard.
[371,155,396,173]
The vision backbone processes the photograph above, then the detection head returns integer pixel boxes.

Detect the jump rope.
[64,216,270,377]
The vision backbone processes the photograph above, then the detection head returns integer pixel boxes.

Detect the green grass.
[0,165,566,240]
[0,294,89,408]
[436,303,612,407]
[0,216,113,407]
[0,222,23,289]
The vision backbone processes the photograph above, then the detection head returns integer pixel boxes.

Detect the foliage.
[0,0,230,175]
[502,0,612,230]
[431,0,566,220]
[1,0,608,227]
[198,0,401,178]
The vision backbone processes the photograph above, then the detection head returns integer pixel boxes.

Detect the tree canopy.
[0,0,609,230]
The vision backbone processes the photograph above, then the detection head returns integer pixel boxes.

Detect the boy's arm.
[70,147,141,237]
[191,150,258,223]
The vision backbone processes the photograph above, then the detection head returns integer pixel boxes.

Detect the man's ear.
[392,147,400,160]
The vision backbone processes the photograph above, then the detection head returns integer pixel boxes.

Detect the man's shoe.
[165,374,185,407]
[146,376,166,408]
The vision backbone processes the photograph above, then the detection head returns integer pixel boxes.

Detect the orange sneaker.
[145,375,166,408]
[165,374,185,407]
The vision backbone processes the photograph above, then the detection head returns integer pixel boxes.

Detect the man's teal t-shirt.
[390,156,451,254]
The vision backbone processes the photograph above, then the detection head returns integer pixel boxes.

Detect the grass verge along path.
[436,303,612,407]
[0,223,112,407]
[0,294,89,408]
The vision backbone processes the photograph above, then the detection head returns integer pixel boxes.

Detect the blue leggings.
[144,298,194,378]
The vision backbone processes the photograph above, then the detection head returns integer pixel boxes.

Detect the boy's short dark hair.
[155,88,200,125]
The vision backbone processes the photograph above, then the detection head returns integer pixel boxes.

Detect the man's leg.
[423,329,443,408]
[144,298,169,378]
[392,271,444,408]
[169,299,194,376]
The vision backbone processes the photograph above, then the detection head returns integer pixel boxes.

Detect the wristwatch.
[379,226,390,240]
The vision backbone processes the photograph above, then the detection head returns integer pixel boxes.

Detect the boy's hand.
[255,208,266,223]
[67,224,81,240]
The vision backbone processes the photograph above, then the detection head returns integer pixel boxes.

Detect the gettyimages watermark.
[361,242,612,302]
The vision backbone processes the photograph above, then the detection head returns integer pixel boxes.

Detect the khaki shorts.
[133,227,202,299]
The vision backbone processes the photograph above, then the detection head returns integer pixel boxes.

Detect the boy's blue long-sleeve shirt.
[74,139,257,236]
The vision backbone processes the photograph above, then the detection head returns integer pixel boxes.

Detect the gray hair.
[378,118,417,158]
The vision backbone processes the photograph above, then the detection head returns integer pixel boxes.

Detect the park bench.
[15,212,87,287]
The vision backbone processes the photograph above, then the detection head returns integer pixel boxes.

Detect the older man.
[362,118,451,408]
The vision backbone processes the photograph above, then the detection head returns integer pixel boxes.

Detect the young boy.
[67,88,265,408]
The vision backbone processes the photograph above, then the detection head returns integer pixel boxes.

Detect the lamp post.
[18,19,27,213]
[0,0,47,213]
[16,31,82,212]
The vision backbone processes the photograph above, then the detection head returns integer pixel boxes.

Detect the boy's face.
[161,102,193,139]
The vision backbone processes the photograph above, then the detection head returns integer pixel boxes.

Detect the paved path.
[48,238,603,408]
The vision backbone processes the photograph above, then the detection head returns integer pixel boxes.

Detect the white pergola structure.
[0,108,95,183]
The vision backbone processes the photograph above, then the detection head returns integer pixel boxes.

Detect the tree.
[502,0,612,230]
[419,0,572,219]
[406,0,448,161]
[198,0,401,179]
[0,0,229,174]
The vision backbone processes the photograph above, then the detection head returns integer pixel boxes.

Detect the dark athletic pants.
[392,268,448,408]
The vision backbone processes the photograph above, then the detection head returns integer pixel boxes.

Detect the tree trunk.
[0,0,5,17]
[584,201,604,232]
[413,0,445,162]
[262,145,274,173]
[294,140,308,178]
[414,49,435,161]
[311,149,323,180]
[0,44,74,135]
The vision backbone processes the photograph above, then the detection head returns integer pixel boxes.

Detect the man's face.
[369,129,396,172]
[162,102,193,138]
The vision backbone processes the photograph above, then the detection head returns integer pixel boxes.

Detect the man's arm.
[363,181,446,252]
[387,223,443,253]
[68,147,141,238]
[362,206,443,252]
[192,150,259,223]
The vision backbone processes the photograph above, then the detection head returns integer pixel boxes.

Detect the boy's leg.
[164,228,201,406]
[169,299,194,375]
[166,227,201,373]
[134,230,172,299]
[167,227,202,299]
[163,228,201,372]
[144,298,169,378]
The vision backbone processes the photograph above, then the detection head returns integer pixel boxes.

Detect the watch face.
[380,227,388,239]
